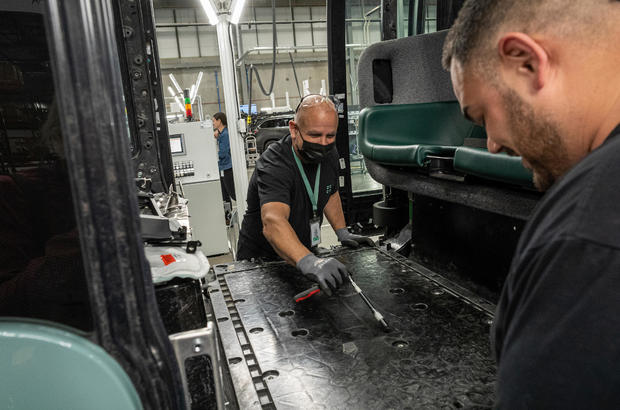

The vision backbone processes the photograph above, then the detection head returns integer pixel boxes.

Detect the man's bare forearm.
[263,215,311,266]
[324,191,346,231]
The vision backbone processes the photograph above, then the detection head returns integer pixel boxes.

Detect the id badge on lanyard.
[292,145,322,247]
[310,215,321,247]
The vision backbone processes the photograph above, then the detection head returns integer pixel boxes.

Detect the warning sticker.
[161,254,176,266]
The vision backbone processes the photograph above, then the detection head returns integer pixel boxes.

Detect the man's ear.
[498,32,550,91]
[289,120,297,137]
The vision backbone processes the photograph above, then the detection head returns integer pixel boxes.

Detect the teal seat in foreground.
[454,147,533,187]
[358,101,484,167]
[0,319,142,410]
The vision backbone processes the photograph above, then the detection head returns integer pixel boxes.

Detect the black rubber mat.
[210,247,496,409]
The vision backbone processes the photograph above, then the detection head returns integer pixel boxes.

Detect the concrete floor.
[352,172,382,193]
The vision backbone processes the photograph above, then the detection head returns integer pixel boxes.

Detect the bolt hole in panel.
[262,370,279,381]
[291,329,309,337]
[249,327,264,334]
[392,340,409,348]
[278,310,295,317]
[228,357,242,365]
[212,247,496,408]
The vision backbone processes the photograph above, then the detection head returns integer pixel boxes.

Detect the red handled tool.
[294,285,320,302]
[293,273,391,332]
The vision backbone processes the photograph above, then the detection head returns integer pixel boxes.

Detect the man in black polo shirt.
[443,0,620,407]
[237,95,374,295]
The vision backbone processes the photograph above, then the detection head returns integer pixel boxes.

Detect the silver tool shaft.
[347,273,391,332]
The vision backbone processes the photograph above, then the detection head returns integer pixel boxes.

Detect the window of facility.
[0,2,93,332]
[344,1,383,195]
[402,0,437,36]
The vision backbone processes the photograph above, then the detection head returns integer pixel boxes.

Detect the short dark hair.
[442,0,601,73]
[213,112,227,126]
[442,0,507,71]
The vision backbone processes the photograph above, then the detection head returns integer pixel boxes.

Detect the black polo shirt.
[493,124,620,408]
[237,135,340,261]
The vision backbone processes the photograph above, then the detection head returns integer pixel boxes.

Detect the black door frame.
[45,0,185,407]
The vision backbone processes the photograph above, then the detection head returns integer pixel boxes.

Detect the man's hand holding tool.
[295,256,390,331]
[296,254,348,297]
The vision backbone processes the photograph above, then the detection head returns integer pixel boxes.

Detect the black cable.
[408,0,415,36]
[247,67,253,125]
[288,52,301,98]
[249,0,277,96]
[228,23,241,111]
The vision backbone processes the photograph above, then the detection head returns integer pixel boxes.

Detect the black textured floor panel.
[210,247,496,409]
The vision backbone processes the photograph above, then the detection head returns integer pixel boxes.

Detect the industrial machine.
[169,121,228,256]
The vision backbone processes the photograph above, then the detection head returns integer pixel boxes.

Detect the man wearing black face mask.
[237,95,374,296]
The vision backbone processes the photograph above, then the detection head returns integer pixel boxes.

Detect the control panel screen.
[170,134,184,155]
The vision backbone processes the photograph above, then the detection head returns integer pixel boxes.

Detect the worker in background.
[443,0,620,407]
[236,95,374,295]
[212,112,235,221]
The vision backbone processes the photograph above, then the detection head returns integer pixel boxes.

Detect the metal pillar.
[235,23,249,103]
[327,0,352,222]
[381,0,398,40]
[216,15,249,226]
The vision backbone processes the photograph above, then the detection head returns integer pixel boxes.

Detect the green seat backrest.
[358,101,484,166]
[0,319,142,410]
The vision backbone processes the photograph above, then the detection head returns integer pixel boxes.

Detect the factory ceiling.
[152,0,327,9]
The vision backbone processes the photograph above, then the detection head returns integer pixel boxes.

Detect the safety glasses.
[294,94,340,113]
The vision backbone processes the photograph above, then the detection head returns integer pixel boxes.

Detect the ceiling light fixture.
[200,0,219,25]
[229,0,247,25]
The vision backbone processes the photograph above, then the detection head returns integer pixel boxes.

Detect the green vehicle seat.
[356,30,533,189]
[358,101,483,167]
[0,319,142,410]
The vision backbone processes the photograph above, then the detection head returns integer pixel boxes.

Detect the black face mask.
[296,130,335,164]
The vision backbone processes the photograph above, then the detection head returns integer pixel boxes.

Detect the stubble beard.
[501,89,570,192]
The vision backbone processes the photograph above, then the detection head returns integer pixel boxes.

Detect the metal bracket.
[112,0,174,193]
[186,240,202,254]
[169,323,226,410]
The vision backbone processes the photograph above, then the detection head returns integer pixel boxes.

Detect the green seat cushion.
[358,101,485,167]
[454,147,533,187]
[0,319,142,409]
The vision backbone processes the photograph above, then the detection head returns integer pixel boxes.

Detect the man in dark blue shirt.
[213,112,235,203]
[443,0,620,407]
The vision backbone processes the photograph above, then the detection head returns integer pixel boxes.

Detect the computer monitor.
[239,104,257,115]
[169,134,185,155]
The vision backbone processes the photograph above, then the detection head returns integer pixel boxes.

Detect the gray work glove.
[336,228,376,248]
[296,253,348,297]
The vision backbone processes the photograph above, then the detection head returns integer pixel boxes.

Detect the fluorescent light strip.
[230,0,247,25]
[200,0,219,25]
[189,84,196,103]
[190,72,204,104]
[174,96,185,112]
[169,74,183,94]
